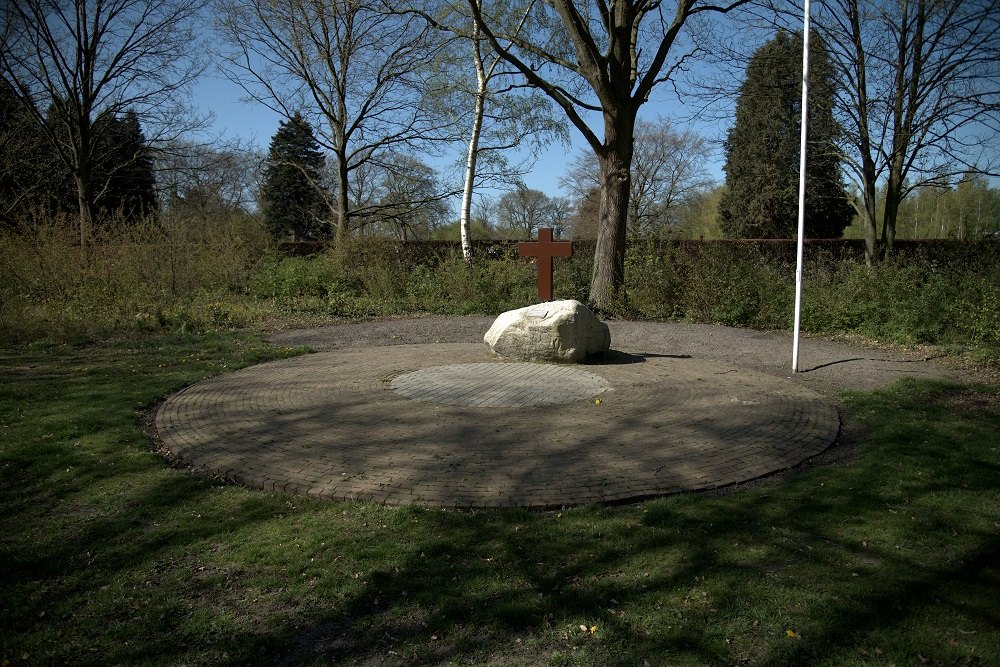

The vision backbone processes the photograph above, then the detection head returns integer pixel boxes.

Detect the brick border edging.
[155,344,840,509]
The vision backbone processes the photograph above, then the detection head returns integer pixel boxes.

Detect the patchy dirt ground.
[266,315,995,398]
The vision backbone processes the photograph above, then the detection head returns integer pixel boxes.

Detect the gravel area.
[266,315,991,398]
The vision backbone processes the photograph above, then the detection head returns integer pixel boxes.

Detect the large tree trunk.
[845,0,881,267]
[590,131,633,313]
[335,149,350,247]
[74,153,94,262]
[882,166,903,258]
[860,159,879,266]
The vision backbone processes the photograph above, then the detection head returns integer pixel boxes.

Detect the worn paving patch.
[390,362,611,407]
[155,343,840,509]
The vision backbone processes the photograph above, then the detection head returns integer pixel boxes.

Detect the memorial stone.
[484,299,610,363]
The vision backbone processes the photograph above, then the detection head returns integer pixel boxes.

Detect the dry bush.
[0,210,269,340]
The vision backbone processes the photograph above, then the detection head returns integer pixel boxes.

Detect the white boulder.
[484,300,610,363]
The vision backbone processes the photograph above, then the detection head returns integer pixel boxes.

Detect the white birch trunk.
[460,89,485,263]
[460,25,490,264]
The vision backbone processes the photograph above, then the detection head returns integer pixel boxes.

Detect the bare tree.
[157,140,263,231]
[496,184,564,239]
[467,0,751,311]
[567,188,601,239]
[0,0,206,256]
[408,2,568,261]
[355,153,453,240]
[217,0,460,246]
[814,0,1000,262]
[561,117,712,237]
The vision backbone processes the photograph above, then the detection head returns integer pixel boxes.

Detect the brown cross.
[518,227,572,302]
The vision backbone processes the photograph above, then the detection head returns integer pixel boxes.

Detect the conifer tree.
[261,112,326,241]
[719,30,853,239]
[2,88,155,225]
[95,110,157,221]
[0,80,63,224]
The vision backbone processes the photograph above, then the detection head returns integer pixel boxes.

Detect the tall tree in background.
[0,0,205,256]
[561,117,712,238]
[217,0,458,245]
[467,0,751,312]
[719,30,852,239]
[496,185,569,239]
[93,110,157,221]
[361,154,452,240]
[888,172,1000,240]
[814,0,1000,262]
[0,79,58,225]
[158,141,262,230]
[261,113,326,241]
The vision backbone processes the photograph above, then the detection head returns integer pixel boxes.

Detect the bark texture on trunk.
[459,44,487,265]
[459,98,482,264]
[335,150,350,247]
[74,165,93,262]
[590,113,634,312]
[861,161,879,266]
[590,155,631,312]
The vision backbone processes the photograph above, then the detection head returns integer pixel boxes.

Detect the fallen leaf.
[786,629,797,638]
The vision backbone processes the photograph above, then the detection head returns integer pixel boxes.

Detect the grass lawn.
[1,331,997,666]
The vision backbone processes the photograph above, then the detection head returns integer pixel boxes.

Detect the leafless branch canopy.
[216,0,465,238]
[466,0,753,155]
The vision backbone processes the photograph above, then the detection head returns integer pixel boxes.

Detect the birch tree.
[406,2,567,262]
[467,0,751,311]
[455,17,567,261]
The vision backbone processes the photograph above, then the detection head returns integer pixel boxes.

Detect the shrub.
[250,255,335,300]
[678,243,790,327]
[0,212,268,340]
[4,221,998,357]
[624,239,686,319]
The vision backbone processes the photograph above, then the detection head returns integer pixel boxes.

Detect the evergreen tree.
[261,112,326,241]
[0,79,64,224]
[94,110,157,221]
[4,99,156,225]
[719,30,853,239]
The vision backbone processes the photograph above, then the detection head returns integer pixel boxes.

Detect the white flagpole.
[792,0,811,373]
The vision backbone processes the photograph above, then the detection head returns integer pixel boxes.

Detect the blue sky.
[191,71,730,200]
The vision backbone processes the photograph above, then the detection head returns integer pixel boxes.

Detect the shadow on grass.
[2,339,998,667]
[260,482,998,666]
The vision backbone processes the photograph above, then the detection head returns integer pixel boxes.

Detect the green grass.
[1,332,998,666]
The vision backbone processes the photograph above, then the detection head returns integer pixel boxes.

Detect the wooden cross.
[518,227,572,302]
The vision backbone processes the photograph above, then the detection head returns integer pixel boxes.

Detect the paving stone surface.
[390,363,611,407]
[156,342,840,508]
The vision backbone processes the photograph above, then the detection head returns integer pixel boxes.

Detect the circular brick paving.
[390,363,611,407]
[155,343,840,509]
